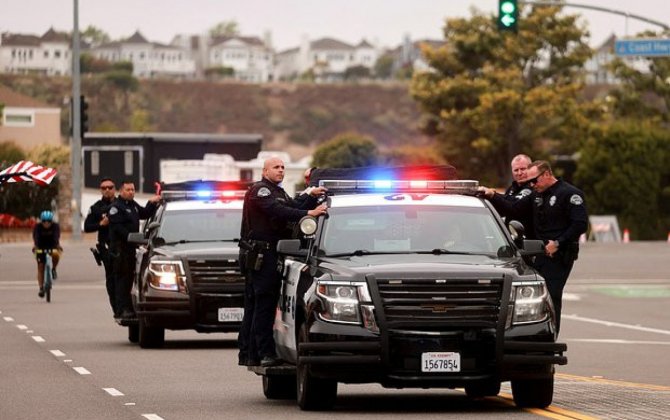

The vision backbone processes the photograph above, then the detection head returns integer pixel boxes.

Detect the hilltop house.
[0,28,71,76]
[0,85,62,150]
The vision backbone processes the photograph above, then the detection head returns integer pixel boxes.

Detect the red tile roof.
[0,85,52,108]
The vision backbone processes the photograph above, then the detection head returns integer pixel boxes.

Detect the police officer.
[238,157,327,367]
[84,178,117,314]
[503,154,535,238]
[108,180,160,320]
[479,160,588,333]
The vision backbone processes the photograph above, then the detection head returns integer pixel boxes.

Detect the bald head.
[263,157,285,184]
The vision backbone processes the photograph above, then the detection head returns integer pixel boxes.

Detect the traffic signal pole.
[71,0,82,240]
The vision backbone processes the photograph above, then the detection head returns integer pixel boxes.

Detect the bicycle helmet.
[40,210,54,222]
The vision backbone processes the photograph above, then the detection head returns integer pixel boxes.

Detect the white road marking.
[564,314,670,336]
[50,350,66,357]
[32,336,45,342]
[562,293,581,301]
[73,367,91,375]
[26,330,33,333]
[16,324,28,330]
[3,316,14,322]
[63,359,72,363]
[103,388,124,396]
[142,415,165,420]
[569,339,670,345]
[124,403,136,406]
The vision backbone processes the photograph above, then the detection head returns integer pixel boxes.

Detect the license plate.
[421,352,461,372]
[218,307,244,322]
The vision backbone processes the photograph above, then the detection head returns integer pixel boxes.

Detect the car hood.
[317,253,535,279]
[153,241,239,258]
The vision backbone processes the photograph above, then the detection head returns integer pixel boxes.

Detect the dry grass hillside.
[0,75,429,159]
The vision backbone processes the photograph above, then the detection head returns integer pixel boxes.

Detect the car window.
[158,208,242,242]
[321,205,508,255]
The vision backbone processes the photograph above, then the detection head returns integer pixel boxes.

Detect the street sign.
[615,39,670,57]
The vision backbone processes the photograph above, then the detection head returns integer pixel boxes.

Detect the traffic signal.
[80,95,89,136]
[497,0,518,32]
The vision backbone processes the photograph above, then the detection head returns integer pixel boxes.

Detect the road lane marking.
[562,293,581,301]
[50,350,66,357]
[556,373,670,391]
[63,359,72,363]
[103,388,124,396]
[26,330,33,333]
[569,338,670,345]
[564,314,670,335]
[73,367,91,375]
[496,392,598,419]
[142,415,165,420]
[16,324,28,330]
[3,316,14,322]
[31,336,45,342]
[124,403,136,406]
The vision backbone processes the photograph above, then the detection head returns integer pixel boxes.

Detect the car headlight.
[509,282,549,325]
[148,260,185,291]
[316,281,374,327]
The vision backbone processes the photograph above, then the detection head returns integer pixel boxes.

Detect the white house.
[275,37,380,81]
[208,35,274,82]
[89,31,196,79]
[0,28,71,76]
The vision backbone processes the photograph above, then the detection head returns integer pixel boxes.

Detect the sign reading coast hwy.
[615,38,670,57]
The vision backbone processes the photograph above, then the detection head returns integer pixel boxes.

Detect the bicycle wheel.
[44,255,53,303]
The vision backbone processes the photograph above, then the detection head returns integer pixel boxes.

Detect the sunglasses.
[526,171,546,185]
[100,185,115,190]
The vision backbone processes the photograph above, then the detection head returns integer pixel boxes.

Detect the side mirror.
[128,232,149,245]
[519,239,545,256]
[277,239,308,257]
[507,220,525,242]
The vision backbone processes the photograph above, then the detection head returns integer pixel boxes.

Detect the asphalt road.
[1,240,669,420]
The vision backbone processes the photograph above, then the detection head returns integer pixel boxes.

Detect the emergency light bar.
[318,179,479,195]
[161,190,247,201]
[159,180,250,202]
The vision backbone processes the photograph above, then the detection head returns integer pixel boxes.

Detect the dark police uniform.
[237,178,318,365]
[491,179,588,333]
[503,181,535,238]
[84,197,115,314]
[108,197,158,318]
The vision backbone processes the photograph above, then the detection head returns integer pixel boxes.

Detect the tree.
[209,21,240,38]
[410,5,595,185]
[80,53,112,73]
[574,121,670,240]
[204,66,235,79]
[81,25,110,47]
[0,141,26,166]
[373,54,394,79]
[312,132,379,168]
[344,65,371,81]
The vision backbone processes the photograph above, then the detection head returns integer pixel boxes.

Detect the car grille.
[375,277,504,329]
[187,259,244,293]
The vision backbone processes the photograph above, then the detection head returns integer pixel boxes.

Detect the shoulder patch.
[570,194,583,205]
[109,206,118,215]
[257,187,271,197]
[516,188,532,199]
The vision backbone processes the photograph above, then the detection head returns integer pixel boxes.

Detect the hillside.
[0,75,430,158]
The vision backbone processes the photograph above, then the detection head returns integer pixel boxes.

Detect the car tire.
[138,317,165,349]
[465,380,501,398]
[296,325,337,411]
[128,324,139,343]
[263,374,297,400]
[511,376,554,408]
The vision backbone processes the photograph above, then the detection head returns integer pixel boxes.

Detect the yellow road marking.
[557,373,670,391]
[496,392,600,420]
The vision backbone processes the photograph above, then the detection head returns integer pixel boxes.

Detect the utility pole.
[71,0,82,240]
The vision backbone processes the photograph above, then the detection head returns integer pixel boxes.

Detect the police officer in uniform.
[84,177,117,314]
[479,160,588,334]
[503,154,535,238]
[238,157,327,367]
[109,181,160,320]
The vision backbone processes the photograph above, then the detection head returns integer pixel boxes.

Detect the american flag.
[0,160,58,186]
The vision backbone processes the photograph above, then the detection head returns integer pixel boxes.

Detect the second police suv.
[127,181,248,348]
[250,166,567,410]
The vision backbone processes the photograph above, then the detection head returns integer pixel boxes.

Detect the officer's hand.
[309,186,328,197]
[477,186,495,199]
[100,215,109,226]
[545,240,559,257]
[148,195,161,203]
[307,204,328,217]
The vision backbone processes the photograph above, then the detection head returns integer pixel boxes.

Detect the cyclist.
[32,210,62,298]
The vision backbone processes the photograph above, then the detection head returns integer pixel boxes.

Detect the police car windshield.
[321,205,508,257]
[158,208,242,243]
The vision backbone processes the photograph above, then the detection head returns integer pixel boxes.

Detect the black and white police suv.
[127,180,248,348]
[253,168,567,410]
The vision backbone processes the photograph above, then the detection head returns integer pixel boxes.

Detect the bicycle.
[35,249,55,303]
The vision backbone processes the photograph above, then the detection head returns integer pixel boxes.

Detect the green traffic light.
[501,2,515,14]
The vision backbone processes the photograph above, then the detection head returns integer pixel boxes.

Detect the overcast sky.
[0,0,667,51]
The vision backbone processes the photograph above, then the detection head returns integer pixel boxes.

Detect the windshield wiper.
[415,248,481,256]
[327,250,414,257]
[164,239,238,245]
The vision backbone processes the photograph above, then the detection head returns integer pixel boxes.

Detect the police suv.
[254,169,567,410]
[127,181,247,348]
